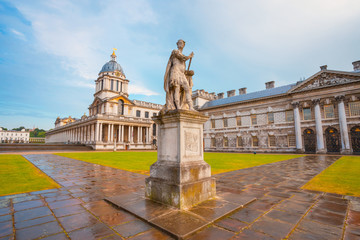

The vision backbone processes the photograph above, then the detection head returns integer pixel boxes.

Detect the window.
[223,137,229,147]
[120,82,123,92]
[252,136,258,147]
[118,100,124,115]
[349,101,360,116]
[288,135,296,147]
[101,80,104,90]
[223,119,228,127]
[236,117,241,126]
[116,81,119,91]
[153,112,157,116]
[286,110,294,122]
[237,136,242,147]
[111,80,114,90]
[268,112,274,124]
[136,110,141,117]
[145,111,149,118]
[211,119,215,128]
[211,138,216,147]
[303,108,311,120]
[251,115,257,125]
[269,135,276,147]
[324,105,335,119]
[152,123,156,136]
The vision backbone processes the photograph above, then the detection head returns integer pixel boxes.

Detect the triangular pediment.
[288,70,360,93]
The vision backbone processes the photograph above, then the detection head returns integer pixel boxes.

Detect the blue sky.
[1,0,359,130]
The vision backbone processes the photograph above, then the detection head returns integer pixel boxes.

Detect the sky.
[0,0,359,130]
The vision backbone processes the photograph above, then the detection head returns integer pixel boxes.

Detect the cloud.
[189,0,360,66]
[10,28,26,40]
[11,0,159,92]
[129,84,159,96]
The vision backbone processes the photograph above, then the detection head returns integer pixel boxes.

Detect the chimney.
[217,92,224,99]
[265,81,275,89]
[320,65,327,71]
[239,88,247,95]
[353,60,360,72]
[227,90,236,97]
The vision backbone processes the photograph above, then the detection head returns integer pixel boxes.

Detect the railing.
[29,137,46,143]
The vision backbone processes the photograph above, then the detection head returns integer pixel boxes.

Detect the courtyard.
[0,152,359,240]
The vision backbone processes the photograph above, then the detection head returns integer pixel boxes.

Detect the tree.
[12,126,25,131]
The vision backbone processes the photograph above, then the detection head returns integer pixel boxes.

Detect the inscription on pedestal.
[184,129,199,156]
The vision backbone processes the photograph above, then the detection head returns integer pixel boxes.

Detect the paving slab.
[0,154,358,240]
[106,191,255,239]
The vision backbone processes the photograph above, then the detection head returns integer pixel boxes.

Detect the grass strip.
[56,152,303,175]
[302,156,360,196]
[0,154,60,196]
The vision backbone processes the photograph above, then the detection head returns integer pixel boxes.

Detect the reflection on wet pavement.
[0,154,358,239]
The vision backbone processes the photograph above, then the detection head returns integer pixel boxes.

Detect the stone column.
[91,124,94,142]
[95,123,99,142]
[118,125,121,143]
[146,127,150,143]
[313,99,325,153]
[336,95,351,154]
[110,124,114,142]
[107,124,111,142]
[139,127,143,143]
[99,123,103,142]
[292,102,303,151]
[130,126,133,143]
[138,126,141,143]
[121,125,124,142]
[128,126,131,143]
[79,127,82,143]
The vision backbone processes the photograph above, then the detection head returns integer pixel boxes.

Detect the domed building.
[46,51,162,150]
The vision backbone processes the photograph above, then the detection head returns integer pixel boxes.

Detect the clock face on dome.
[115,71,121,77]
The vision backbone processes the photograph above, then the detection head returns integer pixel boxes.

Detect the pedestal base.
[146,110,216,210]
[145,175,216,210]
[340,149,351,155]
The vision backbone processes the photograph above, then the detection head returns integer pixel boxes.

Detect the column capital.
[335,95,345,102]
[311,98,321,105]
[291,101,300,108]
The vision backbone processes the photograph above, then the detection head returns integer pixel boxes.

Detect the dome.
[99,51,125,75]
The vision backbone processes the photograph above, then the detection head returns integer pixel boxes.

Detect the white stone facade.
[46,52,163,150]
[0,128,29,143]
[194,61,360,154]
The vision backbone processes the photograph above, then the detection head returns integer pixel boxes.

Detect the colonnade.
[61,122,151,144]
[292,95,351,153]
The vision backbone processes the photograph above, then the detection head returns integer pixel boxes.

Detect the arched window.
[118,100,124,115]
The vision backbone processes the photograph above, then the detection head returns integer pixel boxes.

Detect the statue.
[162,39,195,113]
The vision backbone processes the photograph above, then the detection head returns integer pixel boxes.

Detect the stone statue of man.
[163,39,195,112]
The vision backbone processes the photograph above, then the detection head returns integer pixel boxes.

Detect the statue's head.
[177,39,185,48]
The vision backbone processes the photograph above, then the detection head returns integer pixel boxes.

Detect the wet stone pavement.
[0,154,359,240]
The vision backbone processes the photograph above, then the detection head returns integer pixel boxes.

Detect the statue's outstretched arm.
[173,50,191,61]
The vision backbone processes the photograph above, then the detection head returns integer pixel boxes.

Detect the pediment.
[108,95,133,105]
[89,97,103,108]
[289,70,360,93]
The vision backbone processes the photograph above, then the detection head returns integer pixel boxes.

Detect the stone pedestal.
[145,110,216,210]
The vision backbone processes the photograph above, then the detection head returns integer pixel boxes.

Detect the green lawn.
[302,156,360,196]
[56,152,303,175]
[204,153,304,174]
[0,155,60,196]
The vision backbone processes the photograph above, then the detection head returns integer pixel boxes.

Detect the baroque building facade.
[46,51,162,150]
[193,61,360,154]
